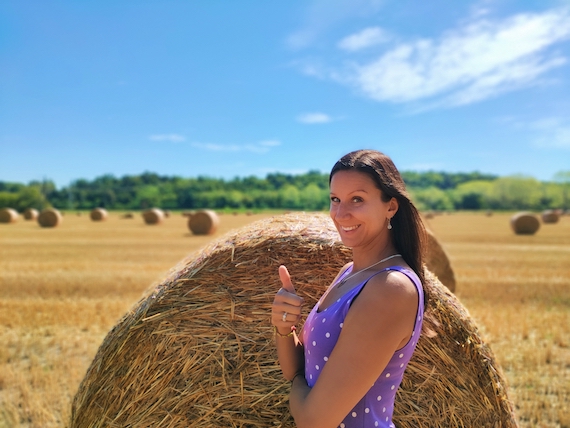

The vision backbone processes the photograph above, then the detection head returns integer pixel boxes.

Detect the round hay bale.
[90,208,108,221]
[510,212,540,235]
[38,208,62,228]
[425,228,456,293]
[188,209,219,235]
[71,213,517,428]
[121,213,134,219]
[142,208,165,225]
[541,210,559,224]
[0,208,19,223]
[23,208,39,220]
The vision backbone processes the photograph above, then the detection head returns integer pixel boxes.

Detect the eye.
[352,196,363,203]
[330,196,340,203]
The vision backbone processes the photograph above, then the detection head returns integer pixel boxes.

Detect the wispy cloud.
[353,8,570,106]
[259,139,281,147]
[301,7,570,109]
[149,134,186,142]
[286,0,383,50]
[529,118,570,149]
[297,112,333,124]
[338,27,390,51]
[191,140,281,154]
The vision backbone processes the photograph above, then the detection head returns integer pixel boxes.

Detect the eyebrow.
[330,189,370,195]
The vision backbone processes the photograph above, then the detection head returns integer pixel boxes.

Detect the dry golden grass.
[0,210,568,427]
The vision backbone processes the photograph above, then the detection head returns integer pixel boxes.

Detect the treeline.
[1,170,569,212]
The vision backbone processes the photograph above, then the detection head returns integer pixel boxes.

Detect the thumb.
[279,265,296,294]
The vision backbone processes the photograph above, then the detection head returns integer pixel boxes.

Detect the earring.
[387,218,392,230]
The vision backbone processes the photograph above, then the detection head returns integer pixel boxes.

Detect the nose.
[331,201,350,220]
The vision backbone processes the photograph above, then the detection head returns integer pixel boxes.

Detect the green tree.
[553,170,570,210]
[452,181,494,210]
[411,187,454,211]
[280,185,301,209]
[300,183,328,211]
[489,176,542,210]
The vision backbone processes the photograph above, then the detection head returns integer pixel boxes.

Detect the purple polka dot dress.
[301,266,424,428]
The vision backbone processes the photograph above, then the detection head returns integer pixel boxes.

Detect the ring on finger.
[282,312,287,322]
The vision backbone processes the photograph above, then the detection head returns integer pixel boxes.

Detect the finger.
[279,265,296,294]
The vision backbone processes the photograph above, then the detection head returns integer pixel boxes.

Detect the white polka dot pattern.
[301,265,424,428]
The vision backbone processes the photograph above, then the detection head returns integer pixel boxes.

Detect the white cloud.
[298,7,570,109]
[286,0,384,49]
[338,27,390,51]
[297,112,333,124]
[259,140,281,147]
[351,9,570,106]
[191,141,281,153]
[529,118,570,149]
[149,134,186,142]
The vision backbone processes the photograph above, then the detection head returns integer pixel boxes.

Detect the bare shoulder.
[358,268,419,308]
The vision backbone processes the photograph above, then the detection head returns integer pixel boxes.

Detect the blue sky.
[1,0,570,188]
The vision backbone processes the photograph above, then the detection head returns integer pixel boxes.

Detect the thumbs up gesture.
[272,265,304,334]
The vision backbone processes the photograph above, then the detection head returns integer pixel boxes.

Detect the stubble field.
[0,211,569,427]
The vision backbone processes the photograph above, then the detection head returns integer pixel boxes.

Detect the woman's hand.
[271,265,304,335]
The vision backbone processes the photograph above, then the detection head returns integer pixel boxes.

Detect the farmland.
[0,211,569,427]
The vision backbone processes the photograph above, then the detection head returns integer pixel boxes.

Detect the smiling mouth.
[341,225,360,232]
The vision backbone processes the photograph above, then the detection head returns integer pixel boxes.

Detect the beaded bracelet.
[274,325,296,338]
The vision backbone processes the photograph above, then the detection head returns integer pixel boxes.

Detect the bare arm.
[288,271,419,428]
[271,266,305,380]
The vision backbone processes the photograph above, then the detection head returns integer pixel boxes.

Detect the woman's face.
[329,170,396,249]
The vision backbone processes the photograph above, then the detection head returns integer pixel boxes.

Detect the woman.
[271,149,427,428]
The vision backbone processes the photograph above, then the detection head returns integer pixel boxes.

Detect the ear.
[388,197,399,218]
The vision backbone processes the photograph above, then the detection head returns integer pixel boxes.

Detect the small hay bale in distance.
[188,209,219,235]
[511,212,540,235]
[71,213,517,428]
[23,208,39,220]
[90,208,108,221]
[0,208,19,223]
[541,209,559,224]
[425,228,456,293]
[142,208,165,225]
[38,208,63,228]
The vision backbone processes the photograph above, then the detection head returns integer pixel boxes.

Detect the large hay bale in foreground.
[23,208,39,220]
[0,208,19,223]
[425,228,456,292]
[541,210,559,224]
[71,213,517,428]
[511,212,540,235]
[188,209,219,235]
[90,208,108,221]
[38,208,62,228]
[142,208,165,225]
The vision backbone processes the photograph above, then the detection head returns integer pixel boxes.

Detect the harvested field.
[0,211,568,427]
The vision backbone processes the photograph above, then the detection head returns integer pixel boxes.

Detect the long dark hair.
[330,149,428,297]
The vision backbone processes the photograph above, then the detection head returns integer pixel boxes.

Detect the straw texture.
[0,208,19,223]
[541,210,559,224]
[90,208,108,221]
[71,213,517,428]
[142,208,165,225]
[38,208,62,228]
[188,209,220,235]
[425,228,456,292]
[23,208,39,220]
[510,212,540,235]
